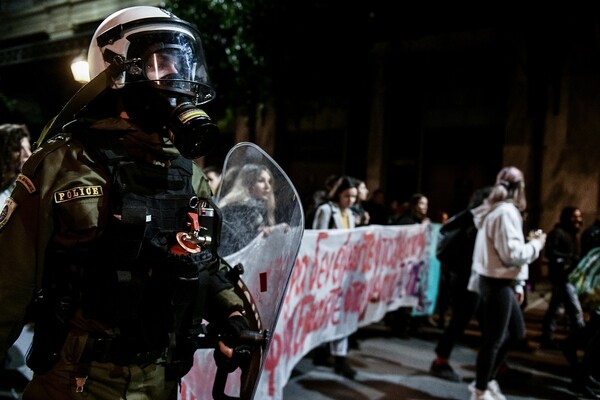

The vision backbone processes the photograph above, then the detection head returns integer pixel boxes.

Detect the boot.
[334,356,356,380]
[311,345,332,367]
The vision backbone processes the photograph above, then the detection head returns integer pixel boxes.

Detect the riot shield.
[180,142,304,400]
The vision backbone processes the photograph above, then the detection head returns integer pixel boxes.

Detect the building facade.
[0,1,599,257]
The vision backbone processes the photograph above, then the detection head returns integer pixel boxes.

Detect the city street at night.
[284,281,587,400]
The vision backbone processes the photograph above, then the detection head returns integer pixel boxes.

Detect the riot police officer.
[0,6,249,399]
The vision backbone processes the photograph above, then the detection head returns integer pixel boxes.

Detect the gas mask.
[169,101,219,159]
[120,80,219,159]
[88,6,220,159]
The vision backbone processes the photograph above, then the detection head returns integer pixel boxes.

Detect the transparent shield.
[216,143,304,330]
[181,142,304,400]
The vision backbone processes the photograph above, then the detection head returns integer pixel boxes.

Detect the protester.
[0,124,31,205]
[312,175,359,380]
[539,206,585,350]
[561,213,600,398]
[218,163,276,255]
[351,178,370,227]
[304,173,339,229]
[0,123,33,396]
[390,192,429,225]
[387,193,429,338]
[581,212,600,257]
[431,207,450,329]
[0,7,251,399]
[467,166,546,400]
[348,177,370,350]
[363,188,389,225]
[202,164,222,196]
[429,186,492,382]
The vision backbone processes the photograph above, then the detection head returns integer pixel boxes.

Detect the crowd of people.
[0,6,598,399]
[301,169,600,399]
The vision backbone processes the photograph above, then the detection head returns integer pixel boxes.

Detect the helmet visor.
[126,30,214,103]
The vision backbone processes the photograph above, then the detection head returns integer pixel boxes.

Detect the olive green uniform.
[0,118,243,399]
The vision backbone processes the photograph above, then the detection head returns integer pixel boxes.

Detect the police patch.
[54,185,103,203]
[16,174,35,194]
[0,198,17,230]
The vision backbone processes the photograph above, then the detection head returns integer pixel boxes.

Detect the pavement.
[282,281,591,400]
[0,281,590,400]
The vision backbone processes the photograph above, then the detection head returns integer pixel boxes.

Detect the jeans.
[541,281,585,340]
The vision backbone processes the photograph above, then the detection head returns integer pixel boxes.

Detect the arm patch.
[16,174,35,194]
[0,198,17,230]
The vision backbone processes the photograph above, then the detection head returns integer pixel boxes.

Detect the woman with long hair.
[468,166,546,400]
[218,163,276,255]
[311,175,359,380]
[0,124,32,205]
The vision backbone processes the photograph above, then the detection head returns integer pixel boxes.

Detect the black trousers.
[435,272,480,359]
[474,275,526,392]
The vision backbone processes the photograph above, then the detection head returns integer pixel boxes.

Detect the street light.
[70,51,90,83]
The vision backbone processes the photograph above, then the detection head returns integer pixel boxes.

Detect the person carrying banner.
[429,186,491,382]
[387,193,429,338]
[218,163,276,255]
[311,175,359,380]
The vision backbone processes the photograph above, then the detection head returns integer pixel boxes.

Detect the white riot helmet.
[88,6,215,104]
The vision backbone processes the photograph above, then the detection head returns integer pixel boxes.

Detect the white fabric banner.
[180,223,441,400]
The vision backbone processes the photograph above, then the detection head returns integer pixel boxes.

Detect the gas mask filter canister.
[169,102,219,159]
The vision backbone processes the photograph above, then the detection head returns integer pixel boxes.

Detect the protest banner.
[181,223,440,399]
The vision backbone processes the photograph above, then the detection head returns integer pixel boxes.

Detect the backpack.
[435,209,476,274]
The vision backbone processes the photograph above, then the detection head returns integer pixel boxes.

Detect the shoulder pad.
[24,133,72,177]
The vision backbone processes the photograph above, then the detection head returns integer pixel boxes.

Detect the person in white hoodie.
[467,166,546,400]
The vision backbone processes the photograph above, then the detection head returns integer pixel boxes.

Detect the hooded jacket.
[470,201,543,282]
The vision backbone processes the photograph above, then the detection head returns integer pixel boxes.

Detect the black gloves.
[220,314,250,348]
[213,314,252,372]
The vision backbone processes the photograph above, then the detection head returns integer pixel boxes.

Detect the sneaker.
[469,382,494,400]
[487,380,507,400]
[430,361,460,382]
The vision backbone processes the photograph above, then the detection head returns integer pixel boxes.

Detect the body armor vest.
[86,156,210,348]
[49,135,216,355]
